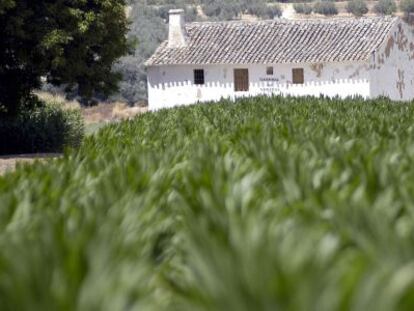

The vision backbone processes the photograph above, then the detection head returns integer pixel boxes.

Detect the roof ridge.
[186,16,399,27]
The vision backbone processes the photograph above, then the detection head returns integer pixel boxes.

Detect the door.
[234,69,249,92]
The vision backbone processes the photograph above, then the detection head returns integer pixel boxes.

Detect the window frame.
[194,69,205,85]
[292,68,304,84]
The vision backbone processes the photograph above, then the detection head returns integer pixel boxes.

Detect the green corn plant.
[1,95,414,310]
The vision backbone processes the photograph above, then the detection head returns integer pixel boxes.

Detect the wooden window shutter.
[292,68,304,84]
[234,69,249,92]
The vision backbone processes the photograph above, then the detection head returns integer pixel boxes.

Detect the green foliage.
[201,0,243,20]
[201,0,280,20]
[293,3,313,14]
[0,0,14,14]
[313,1,338,15]
[2,96,414,309]
[246,3,282,18]
[0,0,128,115]
[375,0,397,14]
[0,97,84,155]
[347,0,369,16]
[400,0,414,15]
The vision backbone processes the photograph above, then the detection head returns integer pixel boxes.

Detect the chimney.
[168,9,187,48]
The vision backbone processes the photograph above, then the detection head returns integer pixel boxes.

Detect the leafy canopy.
[401,0,414,15]
[375,0,397,15]
[347,0,369,16]
[0,0,128,115]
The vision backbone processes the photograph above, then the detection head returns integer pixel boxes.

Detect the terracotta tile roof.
[145,17,398,66]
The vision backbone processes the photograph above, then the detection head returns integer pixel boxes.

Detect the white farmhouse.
[146,10,414,110]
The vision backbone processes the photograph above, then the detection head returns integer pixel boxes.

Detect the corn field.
[1,95,414,310]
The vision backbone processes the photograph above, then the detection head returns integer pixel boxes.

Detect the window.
[234,69,249,92]
[292,68,304,84]
[194,69,205,85]
[266,66,274,75]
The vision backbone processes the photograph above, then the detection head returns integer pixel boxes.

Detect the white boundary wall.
[147,61,371,110]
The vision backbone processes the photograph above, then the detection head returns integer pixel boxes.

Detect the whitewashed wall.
[147,61,372,110]
[370,22,414,101]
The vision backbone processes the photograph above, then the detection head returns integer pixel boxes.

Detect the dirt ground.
[82,102,148,125]
[0,154,59,175]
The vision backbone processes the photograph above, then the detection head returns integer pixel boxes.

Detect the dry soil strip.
[0,154,60,175]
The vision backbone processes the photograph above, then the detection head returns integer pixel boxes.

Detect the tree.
[347,0,369,17]
[400,0,414,17]
[294,3,313,14]
[202,0,243,21]
[375,0,397,15]
[313,1,338,15]
[0,0,129,116]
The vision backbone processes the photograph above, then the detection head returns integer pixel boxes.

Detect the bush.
[375,0,397,14]
[245,3,282,18]
[202,0,243,20]
[294,3,313,14]
[0,96,84,155]
[313,1,338,15]
[264,5,282,18]
[347,0,368,16]
[201,0,282,21]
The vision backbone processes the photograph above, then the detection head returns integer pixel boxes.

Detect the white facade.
[147,15,414,110]
[147,62,372,110]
